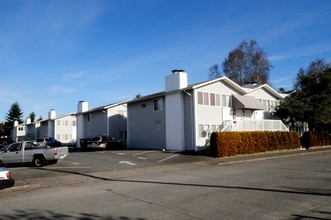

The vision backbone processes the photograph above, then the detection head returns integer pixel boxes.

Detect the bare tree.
[210,40,271,85]
[208,64,222,79]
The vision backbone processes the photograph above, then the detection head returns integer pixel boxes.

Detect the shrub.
[210,131,301,158]
[300,131,331,148]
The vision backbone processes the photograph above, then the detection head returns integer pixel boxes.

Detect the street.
[0,149,330,219]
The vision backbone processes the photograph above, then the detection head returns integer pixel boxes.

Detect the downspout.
[127,105,130,149]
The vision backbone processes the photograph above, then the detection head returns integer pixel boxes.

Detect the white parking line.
[132,151,155,156]
[158,154,179,162]
[44,167,91,169]
[137,157,147,160]
[116,152,125,155]
[119,161,136,166]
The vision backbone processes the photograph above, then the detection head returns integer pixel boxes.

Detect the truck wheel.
[33,156,46,167]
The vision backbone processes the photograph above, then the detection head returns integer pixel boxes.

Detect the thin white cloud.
[50,85,78,95]
[269,41,331,63]
[292,42,331,58]
[62,68,98,81]
[271,76,293,84]
[268,55,289,62]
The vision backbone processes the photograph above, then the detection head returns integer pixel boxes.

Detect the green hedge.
[210,131,301,158]
[300,131,331,148]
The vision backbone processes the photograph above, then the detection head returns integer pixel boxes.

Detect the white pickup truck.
[0,141,69,167]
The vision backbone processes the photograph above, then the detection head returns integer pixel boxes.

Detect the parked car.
[0,144,6,150]
[0,167,15,190]
[36,137,62,147]
[87,135,122,149]
[0,141,69,167]
[1,140,14,145]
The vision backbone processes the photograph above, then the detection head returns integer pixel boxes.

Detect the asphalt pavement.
[2,145,331,193]
[1,146,331,219]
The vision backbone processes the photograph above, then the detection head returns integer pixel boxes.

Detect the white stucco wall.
[247,87,279,101]
[194,81,241,147]
[165,92,185,151]
[55,115,77,143]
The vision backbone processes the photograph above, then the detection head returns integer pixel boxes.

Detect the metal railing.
[221,119,288,132]
[232,119,288,131]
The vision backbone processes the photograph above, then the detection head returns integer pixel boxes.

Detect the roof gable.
[245,84,285,99]
[190,77,247,94]
[84,99,131,114]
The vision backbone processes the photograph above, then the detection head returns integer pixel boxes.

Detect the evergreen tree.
[29,112,36,122]
[0,122,5,137]
[5,102,24,126]
[275,59,331,131]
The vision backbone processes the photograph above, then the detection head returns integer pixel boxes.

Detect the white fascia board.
[191,77,247,94]
[246,84,284,99]
[84,99,132,114]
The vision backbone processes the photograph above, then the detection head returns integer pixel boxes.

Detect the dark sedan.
[87,135,122,149]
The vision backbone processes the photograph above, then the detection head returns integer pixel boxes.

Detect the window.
[228,95,232,107]
[197,92,222,106]
[57,120,61,126]
[198,92,203,105]
[9,143,21,152]
[199,125,204,137]
[72,121,76,126]
[203,92,209,105]
[270,101,275,110]
[222,95,232,107]
[222,95,226,106]
[216,94,220,106]
[210,93,215,106]
[154,99,163,111]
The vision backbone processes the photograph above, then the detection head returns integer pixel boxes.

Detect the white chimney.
[165,70,188,92]
[26,117,31,125]
[48,109,56,120]
[78,101,88,113]
[14,120,19,127]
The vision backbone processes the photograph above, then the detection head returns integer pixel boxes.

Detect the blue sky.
[1,0,330,122]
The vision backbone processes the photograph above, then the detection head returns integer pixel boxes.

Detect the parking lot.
[8,148,217,188]
[6,146,331,191]
[1,147,331,219]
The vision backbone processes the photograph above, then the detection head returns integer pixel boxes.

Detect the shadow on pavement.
[37,167,331,198]
[1,209,144,220]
